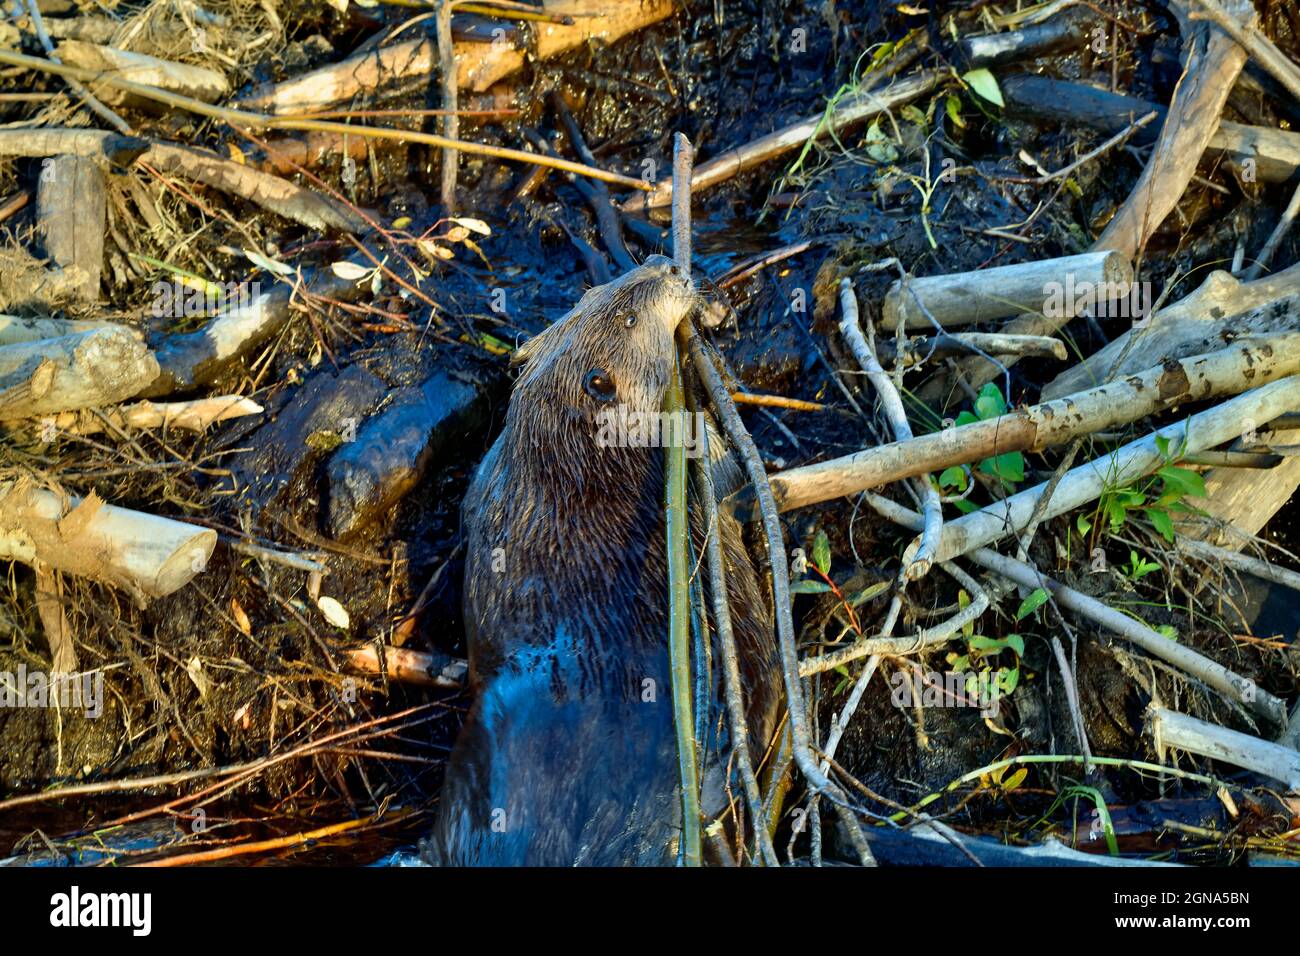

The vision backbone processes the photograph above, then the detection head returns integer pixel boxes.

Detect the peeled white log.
[0,483,215,599]
[55,40,229,104]
[0,325,159,419]
[882,332,1068,366]
[0,315,115,345]
[1177,537,1300,595]
[727,334,1300,519]
[1151,706,1300,791]
[36,395,263,437]
[1045,262,1300,399]
[880,251,1133,331]
[922,376,1300,562]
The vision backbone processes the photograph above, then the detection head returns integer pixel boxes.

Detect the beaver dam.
[0,0,1298,869]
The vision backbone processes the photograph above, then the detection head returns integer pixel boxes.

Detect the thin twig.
[435,0,458,213]
[667,135,702,866]
[687,380,779,866]
[838,277,942,579]
[681,326,877,866]
[22,0,131,134]
[0,47,651,191]
[1244,175,1300,280]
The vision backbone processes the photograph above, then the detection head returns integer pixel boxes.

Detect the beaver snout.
[638,254,696,335]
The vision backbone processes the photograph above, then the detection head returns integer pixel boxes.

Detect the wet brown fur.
[427,258,779,865]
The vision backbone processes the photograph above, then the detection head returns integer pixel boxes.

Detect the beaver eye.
[583,369,617,402]
[621,312,637,329]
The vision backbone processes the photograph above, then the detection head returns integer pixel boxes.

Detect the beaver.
[425,256,780,866]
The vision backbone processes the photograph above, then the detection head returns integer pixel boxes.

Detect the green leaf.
[962,68,1005,107]
[958,588,974,637]
[953,498,978,514]
[1158,465,1207,498]
[939,466,967,490]
[789,580,832,594]
[812,529,831,575]
[1016,588,1049,621]
[1156,624,1179,641]
[1155,434,1170,458]
[983,450,1024,485]
[1003,767,1028,790]
[901,104,927,126]
[974,382,1006,420]
[998,665,1020,693]
[1005,634,1025,657]
[1147,507,1175,542]
[1076,512,1092,536]
[954,410,979,428]
[847,581,891,607]
[1111,487,1145,508]
[945,93,966,129]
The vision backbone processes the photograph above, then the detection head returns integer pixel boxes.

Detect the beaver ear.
[509,336,539,367]
[510,322,560,367]
[510,301,586,367]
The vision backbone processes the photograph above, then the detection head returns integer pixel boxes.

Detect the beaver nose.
[659,286,695,336]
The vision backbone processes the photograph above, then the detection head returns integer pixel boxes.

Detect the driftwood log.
[1001,74,1300,184]
[1045,262,1300,398]
[1093,0,1257,262]
[0,315,115,344]
[238,0,674,113]
[0,325,159,419]
[0,483,215,600]
[55,40,229,104]
[948,0,1262,395]
[0,130,366,233]
[35,154,105,303]
[1174,421,1300,548]
[143,261,362,395]
[33,396,264,437]
[1151,706,1300,791]
[918,377,1300,563]
[960,9,1090,68]
[727,334,1300,519]
[880,251,1131,331]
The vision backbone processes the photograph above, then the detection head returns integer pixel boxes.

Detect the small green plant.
[1078,434,1206,544]
[790,530,890,639]
[1121,550,1162,582]
[945,590,1023,714]
[937,384,1024,512]
[1015,587,1049,621]
[1039,784,1119,857]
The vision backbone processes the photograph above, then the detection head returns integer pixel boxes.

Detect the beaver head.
[461,256,699,675]
[504,254,696,470]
